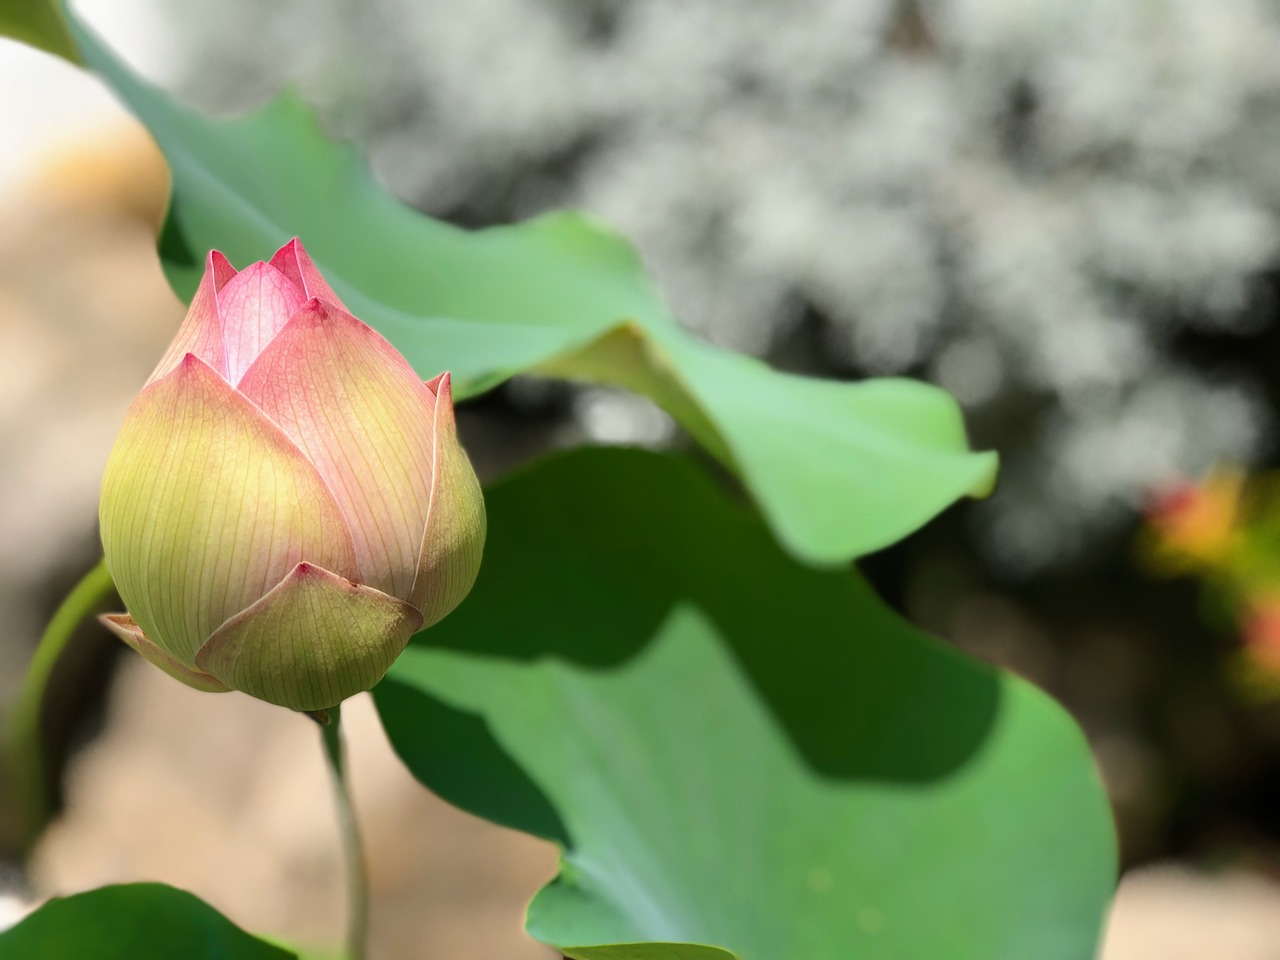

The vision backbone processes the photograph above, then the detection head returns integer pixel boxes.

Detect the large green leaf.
[0,883,294,959]
[0,0,78,62]
[57,8,995,565]
[375,448,1116,960]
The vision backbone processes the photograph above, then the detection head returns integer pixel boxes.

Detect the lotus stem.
[318,703,369,960]
[7,557,115,847]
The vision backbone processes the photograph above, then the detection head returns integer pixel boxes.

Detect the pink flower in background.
[98,239,485,711]
[1143,469,1243,572]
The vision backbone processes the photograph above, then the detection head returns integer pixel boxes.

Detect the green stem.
[319,704,368,960]
[7,557,115,847]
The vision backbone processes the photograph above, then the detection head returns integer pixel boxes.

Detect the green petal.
[99,354,358,664]
[410,372,486,627]
[196,561,424,711]
[100,614,230,693]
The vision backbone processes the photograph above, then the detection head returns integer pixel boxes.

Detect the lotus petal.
[237,301,435,601]
[147,250,235,384]
[269,237,347,310]
[99,353,358,664]
[410,372,486,626]
[218,261,307,383]
[100,614,230,692]
[196,561,424,710]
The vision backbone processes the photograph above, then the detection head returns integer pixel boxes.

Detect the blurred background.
[6,0,1280,956]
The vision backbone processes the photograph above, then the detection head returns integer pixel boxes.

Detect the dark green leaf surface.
[0,0,78,62]
[0,883,294,959]
[61,10,996,565]
[375,449,1116,960]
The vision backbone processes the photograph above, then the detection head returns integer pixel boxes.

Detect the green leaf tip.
[0,0,81,64]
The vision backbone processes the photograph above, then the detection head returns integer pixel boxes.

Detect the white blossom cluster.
[152,0,1280,569]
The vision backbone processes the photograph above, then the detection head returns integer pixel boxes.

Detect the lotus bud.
[98,239,485,711]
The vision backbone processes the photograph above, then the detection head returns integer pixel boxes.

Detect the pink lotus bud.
[98,239,485,711]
